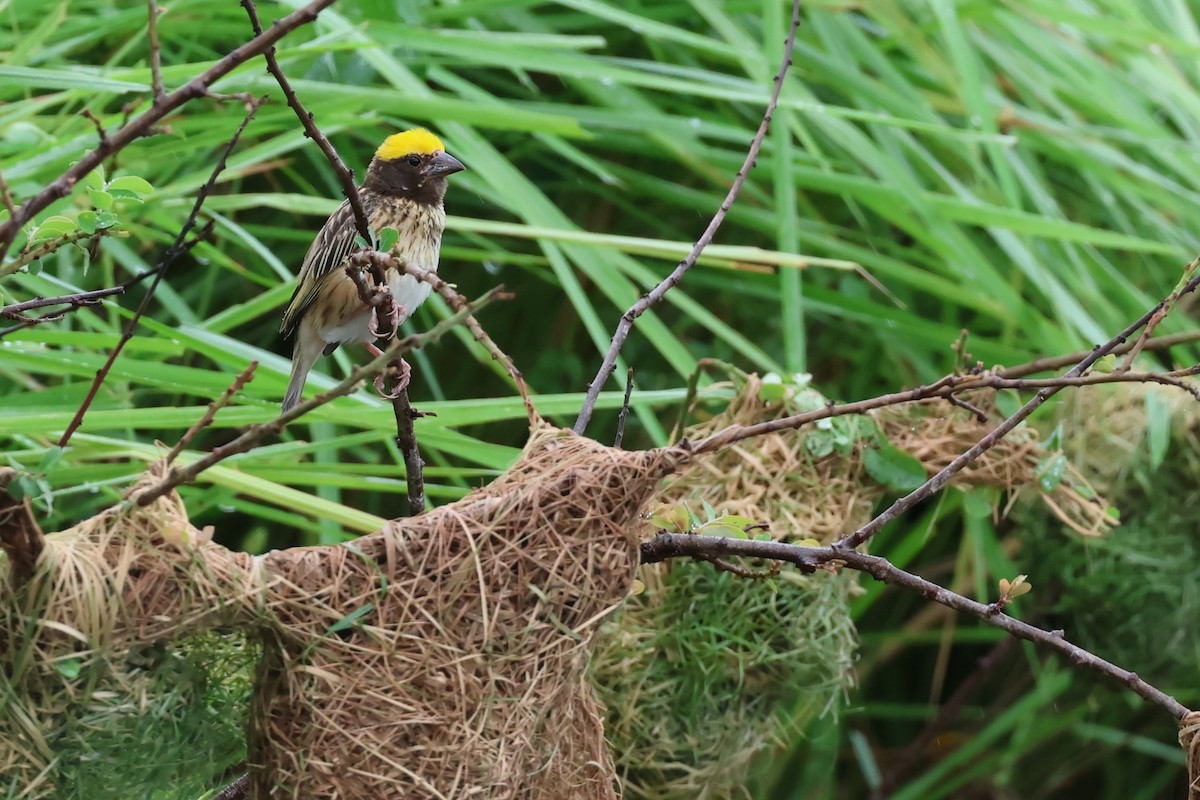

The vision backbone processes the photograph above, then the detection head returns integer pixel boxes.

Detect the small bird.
[279,128,466,412]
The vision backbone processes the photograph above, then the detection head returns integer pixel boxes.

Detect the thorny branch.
[0,0,337,264]
[129,288,505,508]
[56,98,266,450]
[572,0,803,435]
[640,533,1192,722]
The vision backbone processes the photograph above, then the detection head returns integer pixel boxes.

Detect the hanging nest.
[592,371,1114,800]
[0,422,685,800]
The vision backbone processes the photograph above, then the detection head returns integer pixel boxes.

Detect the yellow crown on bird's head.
[375,128,446,161]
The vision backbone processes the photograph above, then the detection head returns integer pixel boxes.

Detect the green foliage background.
[2,0,1200,797]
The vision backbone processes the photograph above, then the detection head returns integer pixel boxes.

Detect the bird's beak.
[425,151,466,178]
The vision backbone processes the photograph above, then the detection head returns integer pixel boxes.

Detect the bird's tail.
[282,326,324,413]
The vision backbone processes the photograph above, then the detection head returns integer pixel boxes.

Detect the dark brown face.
[363,150,466,205]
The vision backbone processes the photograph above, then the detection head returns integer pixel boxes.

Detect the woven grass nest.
[1,422,685,800]
[0,380,1112,799]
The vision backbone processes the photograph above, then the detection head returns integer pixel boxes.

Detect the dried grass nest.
[1,423,683,800]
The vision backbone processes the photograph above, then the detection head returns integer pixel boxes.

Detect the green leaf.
[108,189,145,203]
[106,175,154,195]
[37,446,64,474]
[378,226,399,252]
[79,163,105,193]
[88,189,113,210]
[54,658,82,680]
[36,215,76,236]
[326,603,375,635]
[76,210,98,235]
[864,443,927,492]
[1035,453,1068,493]
[1144,391,1171,470]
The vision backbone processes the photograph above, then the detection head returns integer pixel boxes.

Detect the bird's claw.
[373,358,412,400]
[369,300,407,341]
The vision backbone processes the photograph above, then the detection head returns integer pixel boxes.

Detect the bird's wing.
[280,199,361,337]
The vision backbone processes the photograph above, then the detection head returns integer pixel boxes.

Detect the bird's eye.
[407,155,422,167]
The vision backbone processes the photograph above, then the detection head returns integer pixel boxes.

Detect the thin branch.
[391,389,427,516]
[571,0,803,436]
[834,261,1200,551]
[57,98,265,449]
[128,288,503,507]
[80,108,109,148]
[147,0,166,102]
[241,0,371,240]
[0,0,337,263]
[614,368,634,448]
[1119,260,1199,373]
[640,532,1192,721]
[996,330,1200,378]
[166,362,258,464]
[0,230,210,340]
[1,285,124,319]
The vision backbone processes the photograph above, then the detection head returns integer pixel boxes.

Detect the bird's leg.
[364,342,411,400]
[368,294,407,342]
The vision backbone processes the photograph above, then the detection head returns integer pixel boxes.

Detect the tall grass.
[2,0,1199,797]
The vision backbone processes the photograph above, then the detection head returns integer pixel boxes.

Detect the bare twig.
[147,0,166,102]
[834,264,1200,551]
[392,389,427,516]
[343,256,426,510]
[128,289,503,507]
[640,533,1192,721]
[614,368,634,448]
[572,0,803,435]
[997,330,1200,379]
[241,0,371,240]
[57,99,265,449]
[80,109,109,150]
[0,0,337,263]
[1,285,124,321]
[1122,262,1200,372]
[166,361,259,464]
[694,551,780,580]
